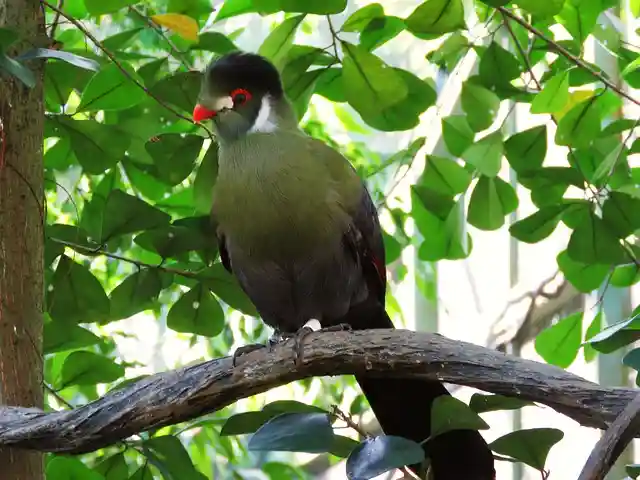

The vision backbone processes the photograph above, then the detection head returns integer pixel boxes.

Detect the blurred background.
[36,0,640,478]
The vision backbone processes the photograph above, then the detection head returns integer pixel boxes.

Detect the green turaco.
[193,51,495,480]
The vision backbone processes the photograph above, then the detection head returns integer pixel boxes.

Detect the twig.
[498,7,640,108]
[577,392,640,480]
[50,237,201,279]
[40,0,213,139]
[0,329,636,454]
[326,16,340,60]
[332,405,368,438]
[48,0,64,39]
[129,6,192,70]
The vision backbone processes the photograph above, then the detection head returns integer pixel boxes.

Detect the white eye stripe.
[213,96,234,111]
[249,95,278,133]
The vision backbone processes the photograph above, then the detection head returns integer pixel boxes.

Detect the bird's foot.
[282,321,353,367]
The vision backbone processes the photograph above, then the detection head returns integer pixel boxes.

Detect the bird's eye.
[231,88,251,106]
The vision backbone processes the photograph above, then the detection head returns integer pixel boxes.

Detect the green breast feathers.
[212,132,363,258]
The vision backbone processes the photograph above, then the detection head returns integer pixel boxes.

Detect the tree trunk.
[0,0,45,478]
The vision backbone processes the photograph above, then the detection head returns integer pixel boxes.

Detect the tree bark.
[0,0,45,478]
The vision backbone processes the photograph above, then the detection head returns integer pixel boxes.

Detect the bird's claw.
[285,322,353,367]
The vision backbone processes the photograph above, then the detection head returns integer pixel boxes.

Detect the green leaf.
[360,68,436,131]
[95,453,129,480]
[583,310,602,362]
[341,42,407,119]
[197,265,259,316]
[567,213,628,265]
[149,71,201,112]
[535,312,583,368]
[167,285,225,337]
[461,82,500,132]
[610,264,640,287]
[253,0,347,14]
[430,396,490,438]
[557,250,609,293]
[360,15,405,51]
[60,351,124,388]
[221,411,277,436]
[461,131,503,177]
[47,255,110,324]
[46,456,104,480]
[419,155,471,196]
[214,0,254,21]
[627,464,640,479]
[468,176,518,231]
[490,429,563,470]
[331,435,360,458]
[145,133,204,186]
[99,189,171,243]
[556,0,601,45]
[0,53,35,87]
[586,314,640,354]
[44,323,100,354]
[405,0,465,35]
[602,191,640,239]
[346,436,425,480]
[623,347,640,375]
[17,48,99,71]
[108,269,163,322]
[342,3,384,32]
[129,466,153,480]
[515,0,564,16]
[442,115,475,157]
[509,205,568,243]
[469,394,533,413]
[249,412,335,453]
[191,32,238,54]
[221,402,326,436]
[50,117,129,174]
[78,62,146,112]
[85,0,138,15]
[531,70,570,114]
[413,189,471,261]
[143,436,207,480]
[102,28,143,50]
[504,125,547,173]
[478,42,521,88]
[555,94,602,149]
[258,15,305,68]
[315,68,345,102]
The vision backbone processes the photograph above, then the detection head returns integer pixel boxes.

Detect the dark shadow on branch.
[0,329,635,454]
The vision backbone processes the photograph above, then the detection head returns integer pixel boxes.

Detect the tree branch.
[0,330,636,455]
[578,392,640,480]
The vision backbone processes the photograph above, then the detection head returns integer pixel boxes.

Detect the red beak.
[193,104,216,123]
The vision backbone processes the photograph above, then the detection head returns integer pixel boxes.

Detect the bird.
[192,51,496,480]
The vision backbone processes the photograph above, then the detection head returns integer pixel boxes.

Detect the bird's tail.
[343,301,496,480]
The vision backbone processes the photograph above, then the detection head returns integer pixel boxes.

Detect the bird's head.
[193,51,289,141]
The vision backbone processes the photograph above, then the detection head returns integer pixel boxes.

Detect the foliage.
[2,0,640,478]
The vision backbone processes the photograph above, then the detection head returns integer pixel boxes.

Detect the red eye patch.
[231,88,251,106]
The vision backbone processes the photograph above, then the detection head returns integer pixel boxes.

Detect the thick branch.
[0,329,635,454]
[578,392,640,480]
